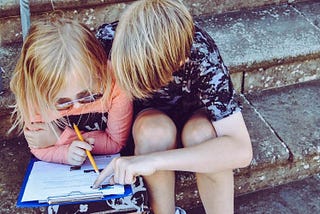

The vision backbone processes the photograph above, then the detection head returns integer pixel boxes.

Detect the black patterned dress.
[47,176,149,213]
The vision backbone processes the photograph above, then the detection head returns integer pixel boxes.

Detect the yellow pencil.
[73,123,99,174]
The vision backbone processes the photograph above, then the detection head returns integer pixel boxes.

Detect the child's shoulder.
[96,21,119,56]
[96,21,118,39]
[192,24,219,52]
[188,25,222,66]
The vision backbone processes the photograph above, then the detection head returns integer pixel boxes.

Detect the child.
[94,0,253,213]
[10,15,133,166]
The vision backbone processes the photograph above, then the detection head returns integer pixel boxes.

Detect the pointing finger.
[92,159,115,189]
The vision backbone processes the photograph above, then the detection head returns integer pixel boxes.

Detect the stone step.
[1,0,310,19]
[195,0,320,93]
[0,0,319,212]
[188,174,320,213]
[0,0,313,45]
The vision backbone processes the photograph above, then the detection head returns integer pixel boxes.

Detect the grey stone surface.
[195,2,320,69]
[0,0,314,45]
[195,0,320,92]
[188,174,320,214]
[0,44,20,140]
[0,0,309,18]
[0,0,131,18]
[234,174,320,214]
[244,58,320,93]
[0,44,20,103]
[0,2,129,46]
[246,80,320,160]
[0,0,320,212]
[0,139,46,214]
[293,0,320,28]
[245,79,320,188]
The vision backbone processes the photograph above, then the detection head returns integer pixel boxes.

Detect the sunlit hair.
[111,0,194,99]
[10,13,112,133]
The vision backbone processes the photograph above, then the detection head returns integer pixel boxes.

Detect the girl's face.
[54,73,102,111]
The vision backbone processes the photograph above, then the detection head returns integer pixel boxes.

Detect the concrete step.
[195,0,320,93]
[0,0,311,45]
[234,173,320,214]
[188,173,320,214]
[0,0,319,212]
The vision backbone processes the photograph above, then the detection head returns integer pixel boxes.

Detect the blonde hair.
[10,14,112,133]
[111,0,194,99]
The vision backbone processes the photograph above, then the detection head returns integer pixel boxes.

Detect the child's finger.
[125,170,136,184]
[72,153,86,162]
[72,140,93,151]
[117,162,126,184]
[92,159,115,188]
[70,157,85,166]
[86,138,95,147]
[71,146,87,158]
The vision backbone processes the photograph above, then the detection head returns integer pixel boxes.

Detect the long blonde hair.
[111,0,194,99]
[10,14,112,133]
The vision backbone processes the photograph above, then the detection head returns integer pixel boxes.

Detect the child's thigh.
[181,110,217,147]
[132,108,177,153]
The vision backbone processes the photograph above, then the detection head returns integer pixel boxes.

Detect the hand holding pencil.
[73,123,99,174]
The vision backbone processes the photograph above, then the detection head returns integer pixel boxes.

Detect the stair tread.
[0,0,319,212]
[195,1,320,70]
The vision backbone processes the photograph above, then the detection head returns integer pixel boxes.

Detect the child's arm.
[150,111,252,172]
[30,126,91,164]
[30,139,93,165]
[81,86,133,154]
[93,111,252,186]
[30,144,70,164]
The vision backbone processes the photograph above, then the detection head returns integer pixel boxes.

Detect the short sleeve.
[193,26,241,122]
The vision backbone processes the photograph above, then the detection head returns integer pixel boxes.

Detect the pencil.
[73,123,99,174]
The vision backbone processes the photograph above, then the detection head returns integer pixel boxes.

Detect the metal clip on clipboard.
[45,191,104,205]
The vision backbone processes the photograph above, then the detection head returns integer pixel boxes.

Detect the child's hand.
[24,122,61,149]
[93,155,156,187]
[67,140,93,166]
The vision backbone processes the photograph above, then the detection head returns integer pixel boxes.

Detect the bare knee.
[133,110,177,155]
[182,112,216,148]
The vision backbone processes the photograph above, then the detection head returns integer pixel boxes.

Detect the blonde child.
[94,0,253,213]
[10,15,132,166]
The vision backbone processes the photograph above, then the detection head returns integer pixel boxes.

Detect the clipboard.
[17,155,133,207]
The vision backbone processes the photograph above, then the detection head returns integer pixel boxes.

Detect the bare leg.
[181,112,234,214]
[133,109,177,214]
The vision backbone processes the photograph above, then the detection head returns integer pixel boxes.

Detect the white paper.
[21,154,124,203]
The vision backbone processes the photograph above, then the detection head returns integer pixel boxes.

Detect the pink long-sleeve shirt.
[29,84,133,164]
